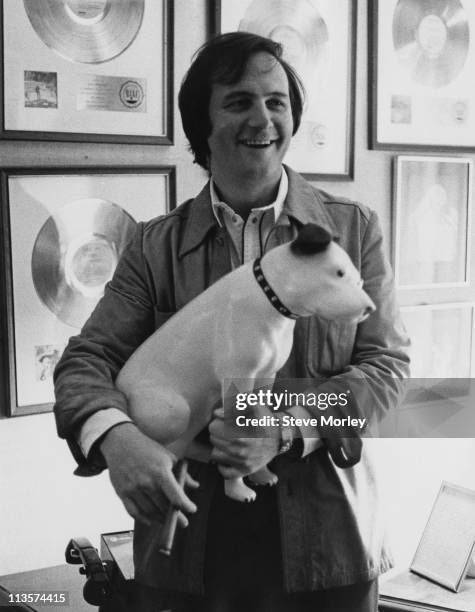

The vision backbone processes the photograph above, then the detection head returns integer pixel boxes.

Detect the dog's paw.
[225,477,257,502]
[244,490,257,503]
[248,467,278,487]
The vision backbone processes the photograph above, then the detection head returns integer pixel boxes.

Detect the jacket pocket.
[307,317,357,376]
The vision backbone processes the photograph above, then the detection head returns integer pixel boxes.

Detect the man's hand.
[209,407,280,479]
[100,422,199,526]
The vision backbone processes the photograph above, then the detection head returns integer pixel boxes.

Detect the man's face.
[207,52,293,186]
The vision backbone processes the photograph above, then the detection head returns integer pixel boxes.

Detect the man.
[54,33,409,611]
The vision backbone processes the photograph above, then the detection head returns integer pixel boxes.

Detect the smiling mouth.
[239,139,277,148]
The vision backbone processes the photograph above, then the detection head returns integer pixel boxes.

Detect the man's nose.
[248,102,273,128]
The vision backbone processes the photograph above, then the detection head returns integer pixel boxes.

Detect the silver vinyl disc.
[239,0,329,77]
[392,0,470,88]
[23,0,144,64]
[31,198,136,328]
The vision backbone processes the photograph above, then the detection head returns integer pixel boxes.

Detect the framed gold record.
[0,166,176,416]
[370,0,475,150]
[0,0,173,144]
[212,0,356,180]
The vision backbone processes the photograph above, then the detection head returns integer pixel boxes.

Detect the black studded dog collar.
[253,258,299,320]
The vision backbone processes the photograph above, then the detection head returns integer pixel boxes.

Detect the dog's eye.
[337,269,345,277]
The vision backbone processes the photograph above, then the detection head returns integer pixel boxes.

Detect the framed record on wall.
[370,0,475,150]
[213,0,356,179]
[0,0,173,144]
[0,166,176,416]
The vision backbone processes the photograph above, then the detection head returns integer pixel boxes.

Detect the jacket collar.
[178,181,217,259]
[178,165,338,258]
[282,165,338,235]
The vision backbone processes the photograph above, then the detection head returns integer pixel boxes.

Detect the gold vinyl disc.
[392,0,470,88]
[31,198,136,328]
[23,0,144,64]
[239,0,329,77]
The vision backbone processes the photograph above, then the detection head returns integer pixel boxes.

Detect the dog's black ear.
[290,224,333,255]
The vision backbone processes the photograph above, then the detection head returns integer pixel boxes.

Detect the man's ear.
[290,224,333,255]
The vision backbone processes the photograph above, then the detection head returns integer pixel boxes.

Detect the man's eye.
[267,98,286,110]
[226,99,249,110]
[337,269,345,277]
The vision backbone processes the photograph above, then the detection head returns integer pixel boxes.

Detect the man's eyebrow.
[222,90,289,101]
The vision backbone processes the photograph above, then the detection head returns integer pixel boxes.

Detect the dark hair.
[178,32,305,170]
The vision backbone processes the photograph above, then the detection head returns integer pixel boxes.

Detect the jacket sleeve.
[313,210,410,467]
[53,223,159,474]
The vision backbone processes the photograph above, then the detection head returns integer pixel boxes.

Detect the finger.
[208,419,225,437]
[210,448,245,468]
[161,509,190,532]
[209,433,230,450]
[160,469,198,514]
[210,440,243,457]
[210,446,220,464]
[176,510,189,528]
[185,473,200,489]
[210,445,231,463]
[210,438,248,458]
[210,434,251,450]
[210,443,250,464]
[139,460,196,517]
[209,423,240,443]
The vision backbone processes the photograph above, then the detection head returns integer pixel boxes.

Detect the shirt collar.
[210,168,288,226]
[178,165,338,259]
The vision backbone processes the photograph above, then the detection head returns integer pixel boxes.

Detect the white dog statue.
[116,224,375,502]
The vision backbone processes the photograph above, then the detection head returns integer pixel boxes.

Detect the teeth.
[243,140,272,146]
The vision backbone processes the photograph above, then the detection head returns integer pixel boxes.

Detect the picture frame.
[400,303,474,414]
[0,166,176,417]
[212,0,356,179]
[369,0,475,151]
[380,484,475,606]
[393,156,472,289]
[0,0,173,144]
[410,482,475,592]
[401,303,474,379]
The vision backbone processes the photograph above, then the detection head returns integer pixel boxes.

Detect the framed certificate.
[213,0,356,179]
[370,0,475,150]
[411,482,475,592]
[0,0,173,143]
[0,166,176,416]
[393,156,472,289]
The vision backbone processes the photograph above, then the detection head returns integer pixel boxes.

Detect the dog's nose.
[358,305,375,323]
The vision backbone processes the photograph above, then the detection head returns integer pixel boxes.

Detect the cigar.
[158,459,188,555]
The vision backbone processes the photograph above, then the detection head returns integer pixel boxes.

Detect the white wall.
[0,413,133,575]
